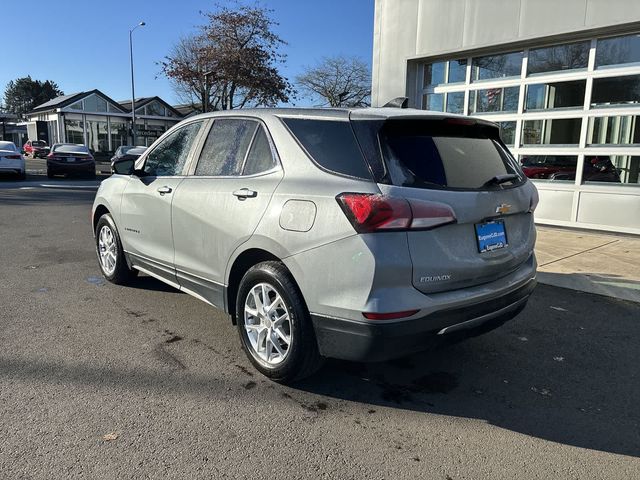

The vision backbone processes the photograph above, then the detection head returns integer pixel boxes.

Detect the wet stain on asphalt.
[86,276,106,286]
[234,364,254,377]
[125,309,146,318]
[165,335,183,344]
[377,371,457,405]
[153,344,186,370]
[243,381,257,390]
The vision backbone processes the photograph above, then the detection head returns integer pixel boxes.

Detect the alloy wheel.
[243,282,292,365]
[98,225,117,275]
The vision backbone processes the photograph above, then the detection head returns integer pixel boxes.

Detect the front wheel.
[236,261,322,383]
[95,213,137,284]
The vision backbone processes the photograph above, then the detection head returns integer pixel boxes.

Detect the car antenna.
[382,97,408,108]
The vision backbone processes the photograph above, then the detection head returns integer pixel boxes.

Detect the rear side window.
[196,119,257,176]
[243,126,276,175]
[282,118,372,180]
[377,120,524,190]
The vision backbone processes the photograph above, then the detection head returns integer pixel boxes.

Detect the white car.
[0,141,26,180]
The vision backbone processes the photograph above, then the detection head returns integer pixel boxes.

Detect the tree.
[159,3,293,112]
[3,76,63,117]
[296,56,371,107]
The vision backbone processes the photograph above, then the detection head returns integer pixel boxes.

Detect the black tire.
[236,261,323,383]
[17,171,26,181]
[95,213,138,285]
[46,169,54,179]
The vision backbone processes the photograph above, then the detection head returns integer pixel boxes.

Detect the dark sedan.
[46,144,95,178]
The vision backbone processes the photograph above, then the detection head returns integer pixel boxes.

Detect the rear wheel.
[46,169,54,179]
[95,213,137,284]
[17,171,26,181]
[236,261,322,383]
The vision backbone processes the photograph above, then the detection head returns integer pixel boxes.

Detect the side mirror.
[111,158,135,175]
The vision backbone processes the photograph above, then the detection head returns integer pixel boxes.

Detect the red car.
[23,140,50,158]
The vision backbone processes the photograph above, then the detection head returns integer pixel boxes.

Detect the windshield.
[53,144,90,154]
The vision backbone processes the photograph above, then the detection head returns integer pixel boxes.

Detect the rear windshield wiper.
[483,174,520,187]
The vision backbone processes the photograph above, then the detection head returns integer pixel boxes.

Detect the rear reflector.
[363,310,419,320]
[337,193,456,233]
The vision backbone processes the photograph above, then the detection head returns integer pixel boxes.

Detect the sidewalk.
[535,226,640,303]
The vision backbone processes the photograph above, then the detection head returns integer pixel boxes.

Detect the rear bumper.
[311,278,536,362]
[47,161,95,173]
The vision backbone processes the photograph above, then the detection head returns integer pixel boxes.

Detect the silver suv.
[92,106,538,382]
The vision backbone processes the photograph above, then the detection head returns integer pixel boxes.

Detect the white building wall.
[372,0,640,107]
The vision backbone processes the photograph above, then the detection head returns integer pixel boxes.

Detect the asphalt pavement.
[0,175,638,479]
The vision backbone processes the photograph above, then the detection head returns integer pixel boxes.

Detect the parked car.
[92,106,538,382]
[110,146,147,174]
[0,141,26,179]
[46,143,95,178]
[23,139,50,158]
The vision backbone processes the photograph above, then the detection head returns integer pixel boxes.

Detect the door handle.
[232,188,257,199]
[157,186,172,195]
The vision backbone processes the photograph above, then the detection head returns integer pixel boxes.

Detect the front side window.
[195,119,257,176]
[143,121,202,176]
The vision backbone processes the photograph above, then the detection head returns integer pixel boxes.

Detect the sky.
[0,0,374,107]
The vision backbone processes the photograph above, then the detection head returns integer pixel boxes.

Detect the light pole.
[129,21,145,146]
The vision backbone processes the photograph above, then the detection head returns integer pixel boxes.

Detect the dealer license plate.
[475,220,507,253]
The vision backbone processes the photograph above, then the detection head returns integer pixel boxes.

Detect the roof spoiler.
[382,97,408,109]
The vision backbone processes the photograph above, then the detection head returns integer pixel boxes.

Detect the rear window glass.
[377,120,523,190]
[282,118,372,180]
[33,141,47,147]
[53,144,89,154]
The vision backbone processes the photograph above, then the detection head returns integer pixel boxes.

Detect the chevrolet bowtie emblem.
[495,204,512,214]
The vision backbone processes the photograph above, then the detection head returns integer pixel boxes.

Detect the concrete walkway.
[535,226,640,303]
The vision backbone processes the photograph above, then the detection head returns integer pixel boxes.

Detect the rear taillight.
[336,193,456,233]
[6,155,20,159]
[47,153,54,159]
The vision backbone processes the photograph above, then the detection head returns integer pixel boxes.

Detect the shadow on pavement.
[293,285,640,458]
[538,271,640,303]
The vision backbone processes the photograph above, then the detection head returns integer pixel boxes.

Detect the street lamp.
[129,21,145,145]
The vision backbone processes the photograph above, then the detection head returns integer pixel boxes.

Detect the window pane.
[69,101,82,111]
[591,75,640,107]
[469,87,519,113]
[498,121,516,146]
[196,119,257,176]
[526,80,585,110]
[596,34,640,68]
[85,117,108,155]
[243,127,276,175]
[589,116,640,145]
[448,59,467,83]
[83,95,107,113]
[521,119,581,145]
[144,122,201,176]
[378,120,523,190]
[64,119,84,143]
[445,92,465,114]
[146,102,165,116]
[110,120,128,150]
[282,118,372,179]
[422,93,444,111]
[520,155,578,181]
[472,51,522,81]
[528,41,589,75]
[584,155,639,184]
[423,62,446,87]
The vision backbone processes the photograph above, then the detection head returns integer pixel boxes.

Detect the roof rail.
[382,97,408,108]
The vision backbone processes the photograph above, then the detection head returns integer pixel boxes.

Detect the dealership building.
[373,0,640,234]
[25,90,184,160]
